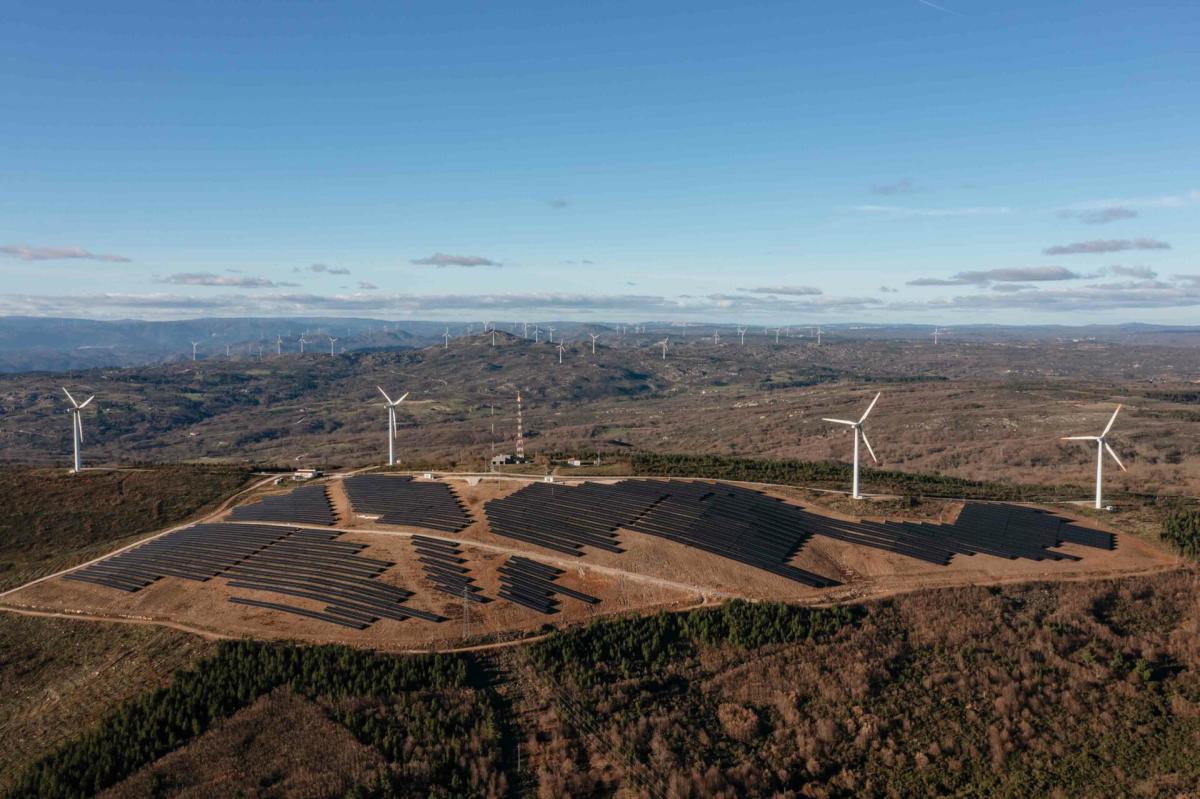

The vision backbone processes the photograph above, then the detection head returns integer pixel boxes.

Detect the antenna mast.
[515,390,525,460]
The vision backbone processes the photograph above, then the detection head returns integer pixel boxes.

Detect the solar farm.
[3,473,1174,647]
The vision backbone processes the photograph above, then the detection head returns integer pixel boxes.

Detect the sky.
[1,0,1198,324]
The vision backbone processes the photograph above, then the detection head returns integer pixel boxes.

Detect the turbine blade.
[377,386,394,404]
[822,418,857,426]
[1104,441,1127,471]
[79,395,95,408]
[397,392,409,403]
[860,431,879,463]
[62,387,78,407]
[1102,404,1122,436]
[1062,436,1097,441]
[859,392,881,423]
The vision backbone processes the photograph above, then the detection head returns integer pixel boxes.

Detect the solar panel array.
[484,479,1117,584]
[344,475,473,532]
[797,501,1115,564]
[485,480,837,587]
[412,535,489,604]
[63,522,445,629]
[497,556,600,615]
[228,483,337,526]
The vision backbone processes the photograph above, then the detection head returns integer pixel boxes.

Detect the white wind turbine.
[815,326,823,345]
[932,327,947,345]
[329,336,338,356]
[712,329,720,344]
[658,337,669,359]
[275,335,283,355]
[774,328,782,344]
[589,332,599,354]
[823,392,881,500]
[533,325,541,343]
[557,341,566,363]
[1063,404,1126,510]
[377,387,410,466]
[298,335,308,354]
[190,341,200,361]
[442,328,450,349]
[547,325,556,343]
[62,388,95,474]
[737,326,747,345]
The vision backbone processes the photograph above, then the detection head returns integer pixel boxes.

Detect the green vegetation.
[1161,508,1200,558]
[5,640,479,799]
[0,465,251,590]
[632,452,1083,501]
[0,614,213,794]
[530,600,859,686]
[521,573,1200,798]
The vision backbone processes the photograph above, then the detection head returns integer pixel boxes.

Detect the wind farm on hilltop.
[4,3,1200,795]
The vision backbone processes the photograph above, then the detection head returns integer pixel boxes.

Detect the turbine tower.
[737,326,747,345]
[443,328,450,349]
[547,326,556,343]
[712,329,720,345]
[275,335,283,355]
[190,341,200,361]
[298,335,308,354]
[62,388,95,474]
[515,390,525,460]
[329,336,338,356]
[823,392,881,500]
[589,332,599,354]
[658,337,669,359]
[491,328,497,346]
[1063,404,1126,510]
[557,341,566,363]
[932,327,946,345]
[377,387,409,466]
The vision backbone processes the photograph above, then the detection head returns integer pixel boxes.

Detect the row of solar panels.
[484,479,1116,586]
[343,475,474,532]
[412,535,489,604]
[498,556,600,615]
[64,522,444,629]
[229,483,337,526]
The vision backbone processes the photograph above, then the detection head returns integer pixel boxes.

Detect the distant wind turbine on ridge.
[190,341,200,361]
[377,387,410,466]
[329,336,338,356]
[557,341,566,363]
[658,337,669,360]
[62,388,95,474]
[1063,404,1126,510]
[823,392,881,500]
[589,332,599,354]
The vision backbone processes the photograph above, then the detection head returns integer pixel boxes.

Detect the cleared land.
[0,475,1179,648]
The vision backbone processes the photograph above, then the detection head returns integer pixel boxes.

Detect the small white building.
[291,468,322,480]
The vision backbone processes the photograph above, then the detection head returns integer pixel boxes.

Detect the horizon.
[3,1,1198,324]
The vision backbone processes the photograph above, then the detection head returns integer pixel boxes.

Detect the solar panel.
[65,522,437,629]
[412,537,491,602]
[228,483,337,526]
[344,476,474,532]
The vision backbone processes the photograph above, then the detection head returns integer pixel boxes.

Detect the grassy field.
[0,465,252,592]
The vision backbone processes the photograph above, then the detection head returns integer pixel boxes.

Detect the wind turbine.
[329,336,338,356]
[547,326,556,343]
[823,392,881,500]
[491,328,497,346]
[533,325,541,343]
[932,327,946,345]
[62,388,95,474]
[589,332,599,354]
[275,335,283,355]
[774,328,781,344]
[190,341,200,361]
[1063,404,1126,510]
[298,335,308,354]
[377,387,410,466]
[737,326,747,345]
[557,341,566,363]
[443,328,450,349]
[816,326,823,345]
[712,329,720,345]
[658,337,669,359]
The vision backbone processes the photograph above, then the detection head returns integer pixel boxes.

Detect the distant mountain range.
[0,316,1197,373]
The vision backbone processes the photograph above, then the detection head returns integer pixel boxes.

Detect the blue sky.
[1,1,1197,323]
